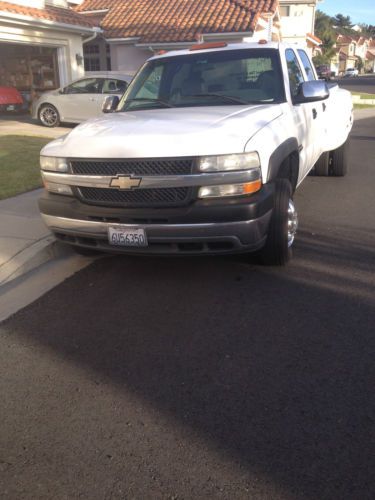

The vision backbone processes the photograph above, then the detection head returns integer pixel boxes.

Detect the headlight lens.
[198,152,260,172]
[40,156,68,172]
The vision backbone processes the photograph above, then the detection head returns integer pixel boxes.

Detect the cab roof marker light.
[258,39,268,45]
[189,42,228,51]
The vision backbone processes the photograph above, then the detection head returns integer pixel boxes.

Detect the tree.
[333,14,353,30]
[314,10,337,63]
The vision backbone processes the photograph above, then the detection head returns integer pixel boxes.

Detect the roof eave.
[0,10,100,34]
[116,31,255,49]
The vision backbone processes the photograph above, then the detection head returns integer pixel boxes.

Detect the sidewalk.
[0,189,64,286]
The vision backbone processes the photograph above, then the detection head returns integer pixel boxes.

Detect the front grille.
[70,158,194,176]
[79,186,191,207]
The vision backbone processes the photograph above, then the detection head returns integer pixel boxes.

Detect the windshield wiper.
[125,97,174,108]
[186,93,248,104]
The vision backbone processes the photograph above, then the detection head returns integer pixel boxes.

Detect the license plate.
[108,226,147,247]
[6,105,15,111]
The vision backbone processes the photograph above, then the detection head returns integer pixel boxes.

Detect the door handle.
[322,103,327,112]
[312,108,317,119]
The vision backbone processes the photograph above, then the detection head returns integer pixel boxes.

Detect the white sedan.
[344,68,359,77]
[32,73,132,127]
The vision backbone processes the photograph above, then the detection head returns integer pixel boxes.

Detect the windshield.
[118,48,285,111]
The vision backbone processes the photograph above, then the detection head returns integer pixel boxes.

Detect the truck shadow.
[3,226,374,498]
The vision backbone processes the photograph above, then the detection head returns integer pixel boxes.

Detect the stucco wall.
[280,4,315,39]
[109,44,153,76]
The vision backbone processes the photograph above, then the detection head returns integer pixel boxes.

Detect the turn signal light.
[198,180,262,199]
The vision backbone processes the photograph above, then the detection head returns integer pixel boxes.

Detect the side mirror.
[294,81,329,104]
[102,95,120,113]
[59,88,65,94]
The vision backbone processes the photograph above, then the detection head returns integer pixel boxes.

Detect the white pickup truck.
[39,41,353,265]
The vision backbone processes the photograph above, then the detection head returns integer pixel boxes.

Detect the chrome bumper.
[41,212,272,255]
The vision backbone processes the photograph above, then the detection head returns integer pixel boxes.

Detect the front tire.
[38,104,60,127]
[260,179,297,266]
[330,139,349,177]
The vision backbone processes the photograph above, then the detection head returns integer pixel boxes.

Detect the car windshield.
[118,48,285,111]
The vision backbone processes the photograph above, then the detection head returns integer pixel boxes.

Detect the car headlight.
[198,152,260,172]
[40,156,69,172]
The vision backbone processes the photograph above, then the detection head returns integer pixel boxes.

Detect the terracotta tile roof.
[0,0,95,28]
[76,0,278,43]
[306,32,322,45]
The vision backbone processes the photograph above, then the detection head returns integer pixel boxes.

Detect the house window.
[279,6,290,17]
[84,44,100,71]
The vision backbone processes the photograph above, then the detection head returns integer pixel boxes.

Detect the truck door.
[285,49,321,180]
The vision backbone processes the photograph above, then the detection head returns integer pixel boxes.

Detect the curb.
[0,235,70,288]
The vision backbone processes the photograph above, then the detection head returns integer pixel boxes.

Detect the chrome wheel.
[39,105,59,127]
[287,199,298,247]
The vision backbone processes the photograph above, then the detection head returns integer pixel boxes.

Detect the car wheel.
[314,151,330,176]
[260,179,297,266]
[330,138,350,177]
[39,104,60,127]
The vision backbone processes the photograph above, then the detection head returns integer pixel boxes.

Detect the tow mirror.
[102,95,120,113]
[294,81,329,104]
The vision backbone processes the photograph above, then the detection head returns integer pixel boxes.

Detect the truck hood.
[42,104,283,158]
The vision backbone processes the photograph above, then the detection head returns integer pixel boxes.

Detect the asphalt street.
[337,74,375,94]
[0,118,374,499]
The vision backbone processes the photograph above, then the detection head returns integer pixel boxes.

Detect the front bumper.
[39,185,274,255]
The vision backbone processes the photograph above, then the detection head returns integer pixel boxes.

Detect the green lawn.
[0,135,50,200]
[351,91,375,99]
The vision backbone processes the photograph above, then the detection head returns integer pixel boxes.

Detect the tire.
[38,103,60,127]
[314,151,330,176]
[330,138,349,177]
[260,179,298,266]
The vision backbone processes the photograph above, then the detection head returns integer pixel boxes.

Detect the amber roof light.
[189,42,228,51]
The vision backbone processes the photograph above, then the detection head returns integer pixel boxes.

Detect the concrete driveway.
[0,114,73,139]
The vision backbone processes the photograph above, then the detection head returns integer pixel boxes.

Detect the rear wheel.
[314,151,330,176]
[39,104,60,127]
[260,179,297,266]
[330,139,349,177]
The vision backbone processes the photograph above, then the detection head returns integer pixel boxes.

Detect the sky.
[318,0,375,26]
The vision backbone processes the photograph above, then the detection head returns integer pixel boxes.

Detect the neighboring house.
[367,40,375,72]
[75,0,282,75]
[0,0,99,105]
[332,34,374,75]
[278,0,321,54]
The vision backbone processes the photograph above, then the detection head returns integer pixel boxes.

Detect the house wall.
[279,1,316,51]
[0,20,85,85]
[109,44,153,76]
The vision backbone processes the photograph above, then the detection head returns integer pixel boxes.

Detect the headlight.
[40,156,68,172]
[198,152,260,172]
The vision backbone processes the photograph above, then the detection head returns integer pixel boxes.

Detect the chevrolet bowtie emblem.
[110,175,142,190]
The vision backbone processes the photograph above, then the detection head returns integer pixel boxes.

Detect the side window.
[297,50,316,81]
[102,79,128,94]
[285,49,305,98]
[65,78,102,94]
